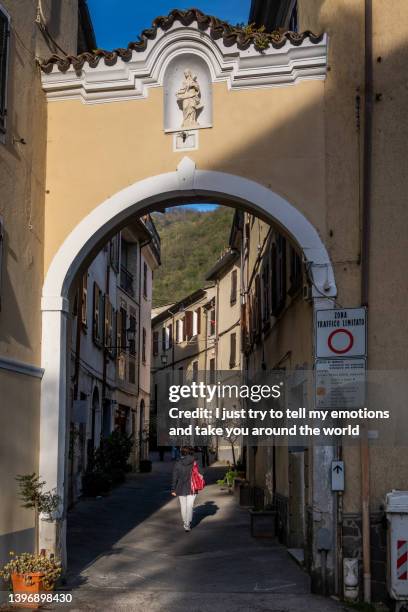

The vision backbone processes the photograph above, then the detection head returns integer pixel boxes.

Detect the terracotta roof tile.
[41,8,323,74]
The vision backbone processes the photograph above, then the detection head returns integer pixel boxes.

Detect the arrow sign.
[331,461,345,491]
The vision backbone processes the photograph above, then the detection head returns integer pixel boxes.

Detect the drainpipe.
[361,0,373,603]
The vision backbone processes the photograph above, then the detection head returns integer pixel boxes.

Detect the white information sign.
[315,308,367,358]
[315,358,366,409]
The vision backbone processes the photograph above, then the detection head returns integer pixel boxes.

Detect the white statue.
[176,69,203,129]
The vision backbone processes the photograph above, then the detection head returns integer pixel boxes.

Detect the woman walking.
[171,446,197,531]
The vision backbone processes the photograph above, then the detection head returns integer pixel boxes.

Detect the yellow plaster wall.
[44,79,327,274]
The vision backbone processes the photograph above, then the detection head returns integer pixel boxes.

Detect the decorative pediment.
[40,8,327,104]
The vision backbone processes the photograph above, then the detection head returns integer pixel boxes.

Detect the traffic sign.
[315,358,366,409]
[315,308,367,358]
[331,460,345,491]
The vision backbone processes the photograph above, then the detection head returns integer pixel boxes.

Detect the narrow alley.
[55,458,351,612]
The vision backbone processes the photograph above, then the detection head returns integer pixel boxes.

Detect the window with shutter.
[116,309,122,352]
[128,357,136,384]
[230,332,237,368]
[162,327,166,351]
[143,262,148,298]
[185,311,193,340]
[0,7,10,135]
[129,313,136,355]
[81,273,88,328]
[153,331,159,356]
[93,283,101,345]
[209,358,215,384]
[120,306,127,352]
[168,323,173,348]
[142,327,147,363]
[104,298,113,349]
[209,308,216,336]
[289,246,302,295]
[230,269,238,305]
[271,235,287,316]
[262,258,270,326]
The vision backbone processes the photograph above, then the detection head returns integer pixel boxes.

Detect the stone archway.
[39,158,337,558]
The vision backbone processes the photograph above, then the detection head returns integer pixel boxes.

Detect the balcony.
[120,265,134,296]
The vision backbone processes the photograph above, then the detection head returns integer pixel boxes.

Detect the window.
[230,269,238,305]
[229,333,237,368]
[153,330,159,356]
[209,308,216,337]
[142,327,147,363]
[117,306,127,352]
[120,238,135,296]
[109,234,120,272]
[128,358,136,385]
[93,283,104,346]
[192,308,201,337]
[128,311,136,355]
[176,318,184,343]
[271,235,287,316]
[192,360,198,383]
[81,273,88,328]
[0,216,4,310]
[185,311,193,340]
[0,7,10,135]
[289,246,302,295]
[209,358,216,384]
[104,297,113,350]
[162,327,166,351]
[143,262,148,298]
[262,258,270,324]
[168,323,173,349]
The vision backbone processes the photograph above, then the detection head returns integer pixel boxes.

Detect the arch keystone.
[177,156,197,189]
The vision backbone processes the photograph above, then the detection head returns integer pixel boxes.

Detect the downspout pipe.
[361,0,373,604]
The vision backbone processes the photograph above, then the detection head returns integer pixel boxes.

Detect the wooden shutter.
[168,323,173,348]
[116,309,122,351]
[230,269,238,304]
[0,9,9,133]
[142,328,147,362]
[93,283,100,344]
[185,311,193,340]
[153,331,159,356]
[162,327,166,350]
[196,308,201,335]
[230,332,237,368]
[81,273,88,327]
[271,235,287,316]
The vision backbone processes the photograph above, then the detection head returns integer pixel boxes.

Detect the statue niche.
[176,69,203,129]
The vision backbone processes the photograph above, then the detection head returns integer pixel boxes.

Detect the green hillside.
[152,206,234,307]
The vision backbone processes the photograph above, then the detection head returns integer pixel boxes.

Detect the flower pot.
[11,571,50,609]
[249,509,277,538]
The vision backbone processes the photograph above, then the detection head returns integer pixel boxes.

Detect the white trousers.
[178,494,196,527]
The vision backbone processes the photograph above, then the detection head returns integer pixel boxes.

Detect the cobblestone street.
[47,459,353,612]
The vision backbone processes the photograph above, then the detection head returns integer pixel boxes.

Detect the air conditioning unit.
[302,283,312,302]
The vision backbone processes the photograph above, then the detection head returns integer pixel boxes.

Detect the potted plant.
[0,551,62,608]
[216,467,238,494]
[15,474,61,554]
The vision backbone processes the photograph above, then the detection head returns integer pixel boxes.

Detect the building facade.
[69,216,160,503]
[0,0,94,566]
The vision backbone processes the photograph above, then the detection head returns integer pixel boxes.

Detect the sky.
[87,0,251,50]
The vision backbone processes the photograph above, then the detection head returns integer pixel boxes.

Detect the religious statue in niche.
[176,69,203,129]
